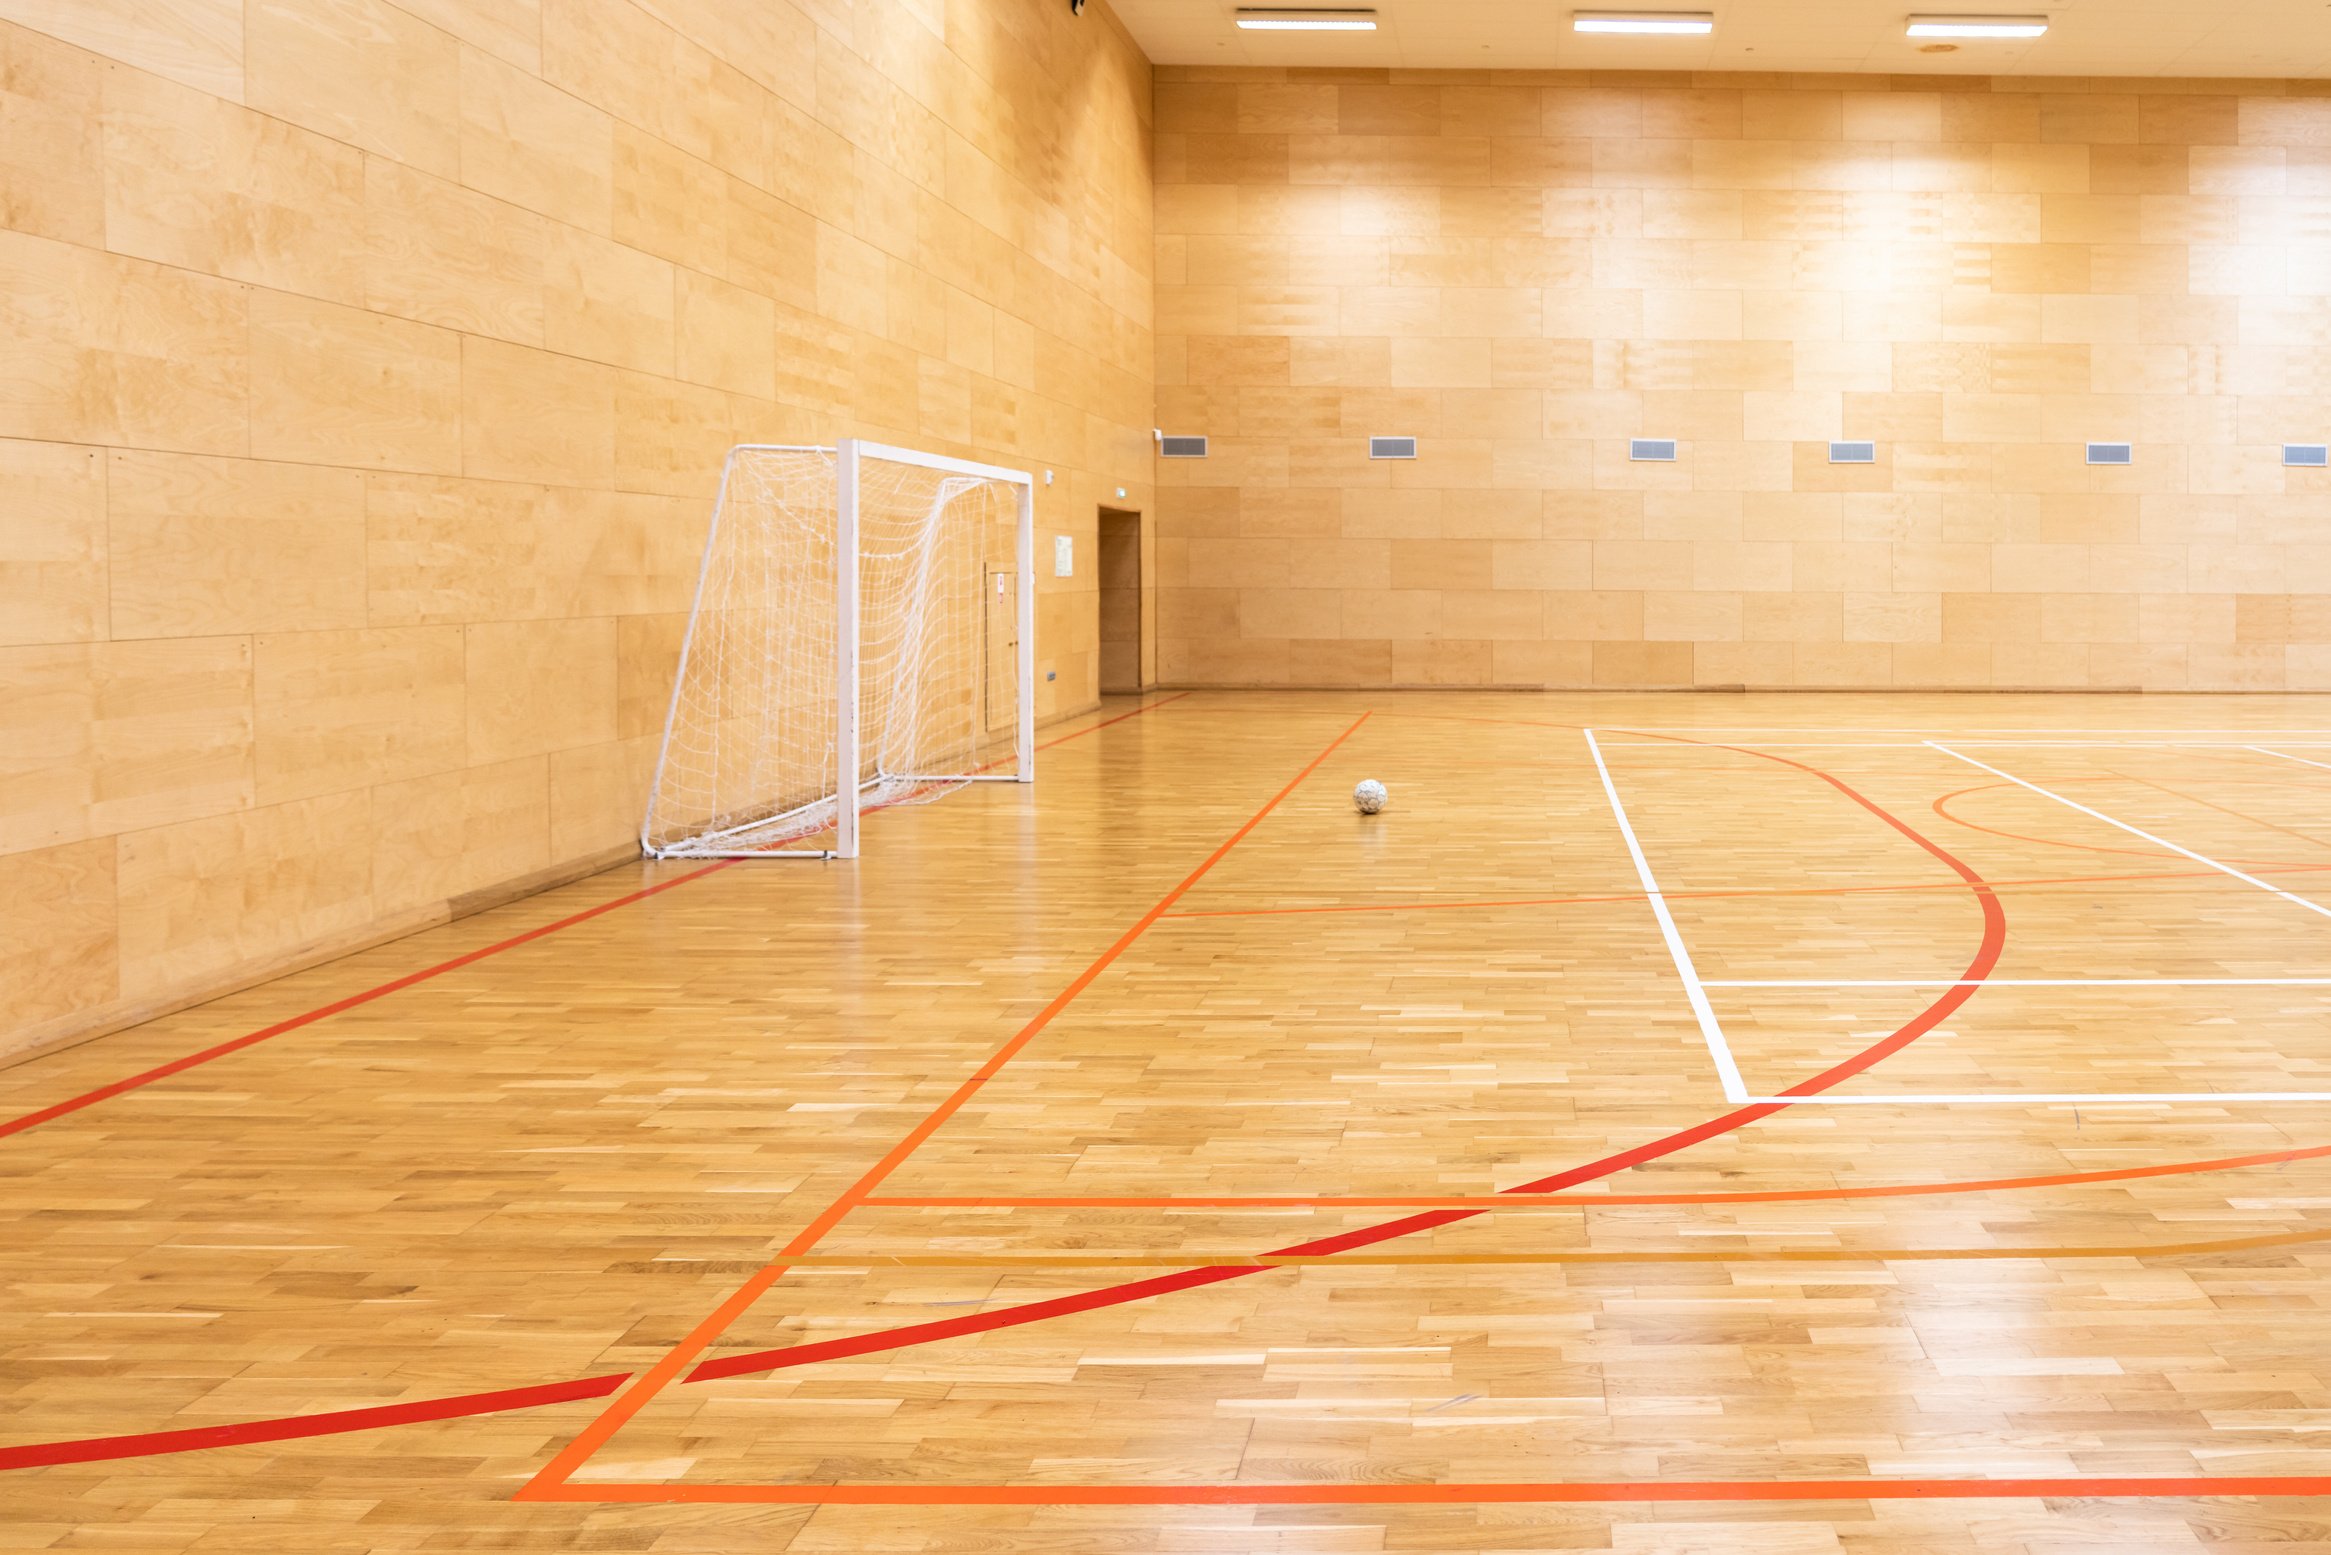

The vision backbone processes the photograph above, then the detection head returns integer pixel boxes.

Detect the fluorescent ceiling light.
[1905,14,2048,36]
[1235,8,1378,28]
[1572,11,1715,33]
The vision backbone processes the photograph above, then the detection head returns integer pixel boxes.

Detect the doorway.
[1097,507,1142,694]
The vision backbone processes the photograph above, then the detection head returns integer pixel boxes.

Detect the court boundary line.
[1583,728,1747,1101]
[1709,977,2331,986]
[1599,741,2331,750]
[497,1475,2331,1505]
[726,1222,2331,1266]
[1153,861,2331,924]
[2253,745,2331,774]
[858,1134,2331,1207]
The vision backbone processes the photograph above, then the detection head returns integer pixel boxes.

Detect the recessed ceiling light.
[1572,11,1716,34]
[1235,7,1378,28]
[1905,14,2048,37]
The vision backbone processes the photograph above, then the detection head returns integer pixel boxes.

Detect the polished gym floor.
[11,689,2331,1551]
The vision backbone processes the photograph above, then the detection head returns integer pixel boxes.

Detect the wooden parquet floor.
[12,689,2331,1551]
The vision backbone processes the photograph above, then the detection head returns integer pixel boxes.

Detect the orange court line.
[757,1223,2331,1266]
[506,1474,2331,1506]
[864,1137,2331,1211]
[1156,859,2331,923]
[2116,770,2331,856]
[1932,779,2304,868]
[517,709,1376,1499]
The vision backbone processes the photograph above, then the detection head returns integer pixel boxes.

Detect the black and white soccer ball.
[1353,779,1388,815]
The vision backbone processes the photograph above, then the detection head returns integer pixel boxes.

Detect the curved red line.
[0,1373,627,1472]
[684,741,2007,1384]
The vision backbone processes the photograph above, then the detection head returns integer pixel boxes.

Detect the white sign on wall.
[1054,534,1074,577]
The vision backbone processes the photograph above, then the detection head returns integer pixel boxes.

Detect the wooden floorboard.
[10,690,2331,1549]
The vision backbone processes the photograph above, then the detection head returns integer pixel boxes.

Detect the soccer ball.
[1353,779,1388,815]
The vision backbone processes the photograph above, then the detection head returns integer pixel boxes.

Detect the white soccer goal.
[641,440,1035,859]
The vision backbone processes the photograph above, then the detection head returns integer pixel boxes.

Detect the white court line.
[1927,742,2331,923]
[1583,729,1748,1103]
[1609,736,2331,1106]
[1705,977,2331,988]
[1599,727,2331,735]
[1737,1092,2331,1106]
[1596,741,2331,751]
[2253,746,2331,774]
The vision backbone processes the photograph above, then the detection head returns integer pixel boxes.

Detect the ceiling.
[1107,0,2331,78]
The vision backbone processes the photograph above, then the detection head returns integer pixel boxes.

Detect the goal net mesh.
[642,446,1024,857]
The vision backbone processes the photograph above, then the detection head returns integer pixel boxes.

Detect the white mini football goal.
[641,440,1035,859]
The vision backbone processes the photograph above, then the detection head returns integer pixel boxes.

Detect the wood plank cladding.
[1153,67,2331,693]
[0,0,1155,1058]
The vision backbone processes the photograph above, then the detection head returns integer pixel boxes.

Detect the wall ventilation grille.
[1369,436,1417,459]
[1159,435,1208,458]
[2086,442,2133,465]
[1629,438,1677,462]
[2286,444,2328,467]
[1828,440,1876,464]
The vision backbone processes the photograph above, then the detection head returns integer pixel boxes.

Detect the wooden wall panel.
[114,788,374,1000]
[0,837,117,1033]
[0,0,241,98]
[0,439,105,647]
[1155,67,2331,691]
[108,451,368,637]
[100,69,365,302]
[0,0,1153,1058]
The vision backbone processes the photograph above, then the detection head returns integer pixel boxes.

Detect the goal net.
[641,440,1034,859]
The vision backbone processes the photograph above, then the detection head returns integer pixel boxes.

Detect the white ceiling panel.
[1108,0,2331,77]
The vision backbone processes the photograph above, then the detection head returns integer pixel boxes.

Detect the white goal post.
[641,439,1036,860]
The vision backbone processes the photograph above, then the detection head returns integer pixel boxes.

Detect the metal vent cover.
[1828,440,1876,464]
[1629,438,1677,462]
[2286,444,2329,467]
[2086,441,2133,465]
[1159,435,1208,459]
[1369,435,1417,459]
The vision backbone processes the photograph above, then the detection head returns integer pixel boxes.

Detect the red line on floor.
[524,1473,2331,1505]
[516,709,1374,1499]
[0,1373,628,1472]
[671,741,2006,1393]
[0,694,1188,1146]
[0,862,737,1143]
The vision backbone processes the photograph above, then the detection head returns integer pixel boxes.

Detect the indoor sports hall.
[8,1,2331,1552]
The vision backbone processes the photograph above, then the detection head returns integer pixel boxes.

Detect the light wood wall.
[0,0,1154,1058]
[1154,67,2331,692]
